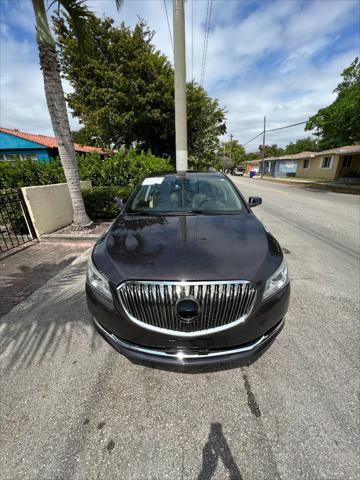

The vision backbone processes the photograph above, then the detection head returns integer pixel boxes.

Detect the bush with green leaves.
[0,158,65,189]
[0,149,171,190]
[77,149,172,188]
[82,186,132,219]
[0,149,171,221]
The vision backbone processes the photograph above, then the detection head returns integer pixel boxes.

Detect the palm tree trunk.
[32,0,91,227]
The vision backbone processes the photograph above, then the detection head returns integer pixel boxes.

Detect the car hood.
[93,213,283,287]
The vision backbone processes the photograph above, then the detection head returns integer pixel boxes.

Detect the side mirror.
[114,197,128,209]
[248,196,262,208]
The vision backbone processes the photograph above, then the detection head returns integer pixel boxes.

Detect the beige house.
[296,145,360,180]
[258,145,360,180]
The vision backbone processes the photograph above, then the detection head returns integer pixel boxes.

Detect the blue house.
[0,127,108,162]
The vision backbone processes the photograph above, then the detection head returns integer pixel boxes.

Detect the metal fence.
[0,190,36,254]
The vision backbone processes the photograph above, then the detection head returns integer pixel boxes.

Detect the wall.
[0,132,44,150]
[275,160,297,177]
[21,181,92,237]
[296,155,340,180]
[1,149,50,162]
[0,132,50,162]
[337,153,360,177]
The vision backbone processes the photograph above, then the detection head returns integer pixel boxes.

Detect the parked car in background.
[86,171,290,367]
[232,166,245,176]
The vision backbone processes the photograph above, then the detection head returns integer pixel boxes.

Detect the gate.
[0,190,37,254]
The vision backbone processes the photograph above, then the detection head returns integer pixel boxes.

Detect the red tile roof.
[0,127,109,155]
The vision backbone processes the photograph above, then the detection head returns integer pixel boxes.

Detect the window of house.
[302,159,309,169]
[321,156,332,169]
[342,156,352,168]
[1,154,21,162]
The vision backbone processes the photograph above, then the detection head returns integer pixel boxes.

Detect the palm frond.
[58,0,95,51]
[114,0,124,11]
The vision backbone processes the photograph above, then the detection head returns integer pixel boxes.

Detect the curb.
[40,234,100,243]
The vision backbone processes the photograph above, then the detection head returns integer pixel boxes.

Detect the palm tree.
[31,0,122,227]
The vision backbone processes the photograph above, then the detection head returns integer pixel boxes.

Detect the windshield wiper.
[186,209,241,215]
[186,209,223,215]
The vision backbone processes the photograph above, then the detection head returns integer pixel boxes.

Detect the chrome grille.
[117,281,257,337]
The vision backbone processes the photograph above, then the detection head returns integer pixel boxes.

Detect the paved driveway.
[1,179,359,480]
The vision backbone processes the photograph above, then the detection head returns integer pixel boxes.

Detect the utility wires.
[163,0,174,54]
[241,120,308,147]
[200,0,213,86]
[191,0,194,80]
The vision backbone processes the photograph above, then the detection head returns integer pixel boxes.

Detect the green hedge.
[0,158,65,189]
[82,186,133,220]
[0,149,172,190]
[0,149,172,221]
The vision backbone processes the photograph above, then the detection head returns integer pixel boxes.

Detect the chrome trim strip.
[117,280,257,337]
[93,317,284,361]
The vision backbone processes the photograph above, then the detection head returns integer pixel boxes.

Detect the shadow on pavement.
[198,423,243,480]
[0,254,100,371]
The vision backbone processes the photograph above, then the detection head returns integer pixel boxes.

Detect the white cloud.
[0,0,359,149]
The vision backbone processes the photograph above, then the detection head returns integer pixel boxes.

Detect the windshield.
[127,174,245,214]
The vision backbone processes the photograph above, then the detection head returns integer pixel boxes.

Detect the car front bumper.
[92,314,284,367]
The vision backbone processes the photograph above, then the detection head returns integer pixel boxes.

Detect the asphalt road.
[1,178,359,480]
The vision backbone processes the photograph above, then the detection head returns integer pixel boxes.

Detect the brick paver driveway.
[0,241,92,316]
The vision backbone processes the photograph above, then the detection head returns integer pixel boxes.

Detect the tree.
[306,58,360,149]
[71,129,97,146]
[187,82,226,169]
[55,17,226,164]
[31,0,110,226]
[258,144,284,158]
[221,139,245,165]
[284,137,318,155]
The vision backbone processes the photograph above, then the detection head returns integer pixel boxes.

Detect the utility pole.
[173,0,188,171]
[261,116,266,176]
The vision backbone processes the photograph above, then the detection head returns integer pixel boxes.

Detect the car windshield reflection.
[126,173,245,215]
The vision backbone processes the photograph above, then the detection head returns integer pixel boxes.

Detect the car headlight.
[263,259,289,301]
[87,256,112,301]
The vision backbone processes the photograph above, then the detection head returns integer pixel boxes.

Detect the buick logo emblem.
[175,297,200,323]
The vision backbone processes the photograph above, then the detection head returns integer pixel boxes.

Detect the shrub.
[0,158,65,189]
[77,149,172,187]
[82,186,133,220]
[0,149,172,189]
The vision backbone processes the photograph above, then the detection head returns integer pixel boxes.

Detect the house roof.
[244,159,261,164]
[256,146,360,163]
[0,127,109,155]
[316,145,360,155]
[258,151,316,162]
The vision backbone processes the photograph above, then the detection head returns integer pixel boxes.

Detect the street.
[1,178,359,480]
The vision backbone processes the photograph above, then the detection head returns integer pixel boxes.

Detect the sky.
[0,0,359,152]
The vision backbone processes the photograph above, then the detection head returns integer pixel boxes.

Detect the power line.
[200,0,210,86]
[203,0,213,86]
[200,0,213,86]
[243,131,264,147]
[265,121,307,133]
[163,0,174,54]
[241,120,309,146]
[191,0,193,80]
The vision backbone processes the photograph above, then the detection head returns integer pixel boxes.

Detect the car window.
[127,175,244,214]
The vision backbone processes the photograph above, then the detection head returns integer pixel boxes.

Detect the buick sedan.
[86,171,290,366]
